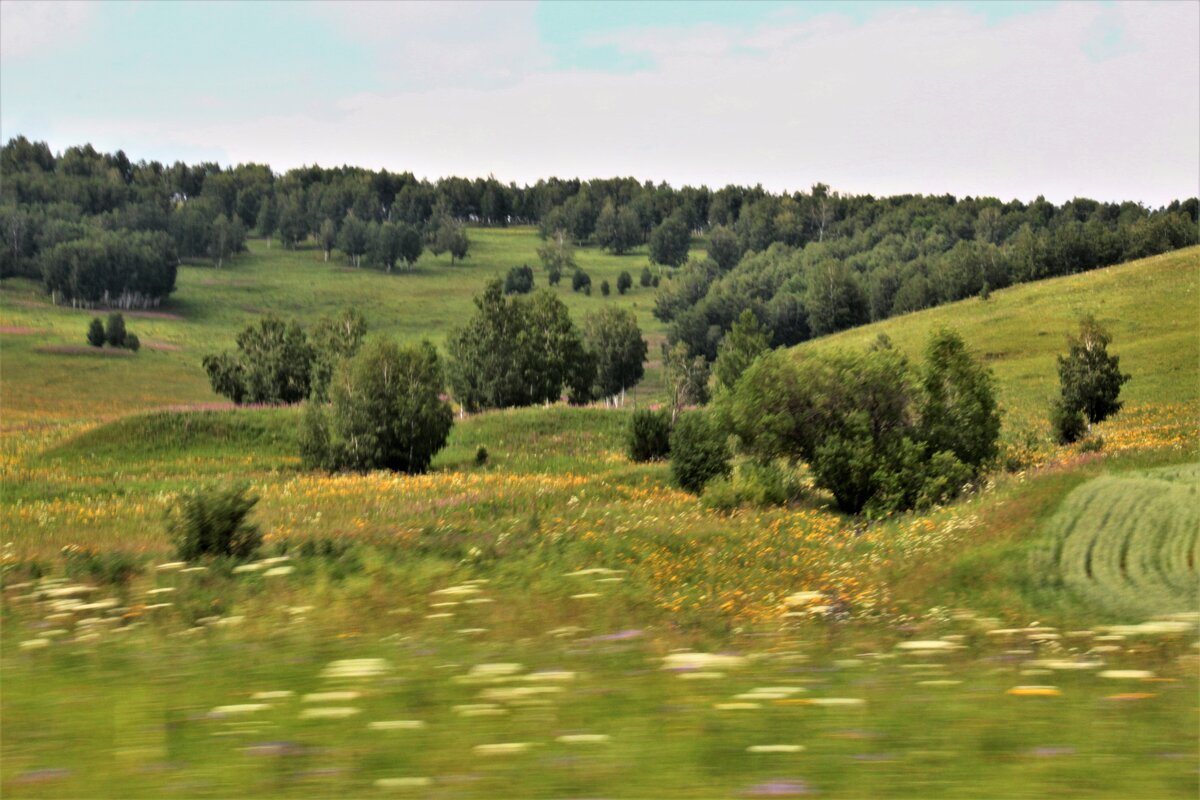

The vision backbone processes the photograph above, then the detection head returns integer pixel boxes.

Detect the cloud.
[6,1,1198,204]
[306,0,548,89]
[0,0,96,62]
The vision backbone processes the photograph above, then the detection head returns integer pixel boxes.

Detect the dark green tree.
[301,339,453,473]
[713,309,770,393]
[572,269,592,294]
[257,196,278,248]
[919,329,1001,470]
[446,280,588,411]
[504,264,534,294]
[87,317,105,347]
[649,212,691,268]
[338,213,369,268]
[434,217,469,264]
[582,306,647,403]
[1056,314,1130,425]
[319,218,337,262]
[706,224,741,271]
[616,270,633,295]
[309,307,368,401]
[396,222,423,271]
[105,312,126,347]
[203,315,314,404]
[640,266,653,287]
[670,411,731,494]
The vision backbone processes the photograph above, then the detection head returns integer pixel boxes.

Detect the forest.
[2,135,1195,350]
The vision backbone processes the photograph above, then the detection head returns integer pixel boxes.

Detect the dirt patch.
[124,310,185,321]
[35,345,134,357]
[6,299,184,320]
[0,326,45,335]
[143,341,183,352]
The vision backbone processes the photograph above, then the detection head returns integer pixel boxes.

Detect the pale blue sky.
[1,1,1196,203]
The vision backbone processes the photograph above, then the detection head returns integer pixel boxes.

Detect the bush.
[105,312,126,347]
[87,317,105,347]
[1050,400,1087,444]
[124,332,140,352]
[572,269,591,293]
[670,411,731,494]
[1057,314,1130,424]
[475,445,489,466]
[617,271,632,295]
[600,279,610,297]
[627,408,671,462]
[62,545,145,586]
[504,264,534,294]
[1078,435,1105,453]
[700,476,740,514]
[640,267,653,287]
[167,483,262,561]
[547,265,562,286]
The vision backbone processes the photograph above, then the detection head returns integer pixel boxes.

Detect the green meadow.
[1,240,1197,798]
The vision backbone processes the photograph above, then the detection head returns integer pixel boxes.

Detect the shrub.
[475,445,489,466]
[572,269,591,293]
[62,545,145,586]
[670,411,731,494]
[600,279,610,297]
[1078,435,1105,453]
[547,265,562,286]
[105,312,126,347]
[87,317,105,347]
[627,408,671,462]
[617,271,632,295]
[504,264,534,294]
[167,483,262,561]
[125,332,140,352]
[1050,400,1087,444]
[640,266,653,287]
[700,475,740,514]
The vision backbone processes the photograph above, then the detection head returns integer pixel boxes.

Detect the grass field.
[0,227,692,436]
[1,245,1197,797]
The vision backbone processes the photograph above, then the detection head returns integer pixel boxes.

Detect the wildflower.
[211,704,271,715]
[263,566,294,577]
[746,745,805,753]
[374,777,431,788]
[473,742,534,755]
[1099,670,1154,680]
[303,691,360,703]
[299,707,360,720]
[1006,686,1061,697]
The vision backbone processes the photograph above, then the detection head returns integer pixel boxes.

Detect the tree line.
[5,135,1194,312]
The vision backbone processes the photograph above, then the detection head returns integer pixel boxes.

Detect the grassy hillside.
[793,246,1199,427]
[0,227,692,433]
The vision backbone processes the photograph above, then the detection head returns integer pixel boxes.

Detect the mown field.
[1,244,1197,798]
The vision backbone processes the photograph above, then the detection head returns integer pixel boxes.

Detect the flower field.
[2,245,1198,797]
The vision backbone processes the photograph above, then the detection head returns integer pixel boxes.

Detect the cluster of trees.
[8,135,1191,316]
[445,280,646,412]
[654,195,1197,361]
[649,329,1001,515]
[202,308,366,405]
[86,312,139,351]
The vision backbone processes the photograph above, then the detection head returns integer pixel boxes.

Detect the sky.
[1,0,1197,204]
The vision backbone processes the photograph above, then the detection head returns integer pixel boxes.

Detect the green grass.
[0,227,687,432]
[1,244,1198,798]
[1031,464,1199,618]
[794,246,1200,428]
